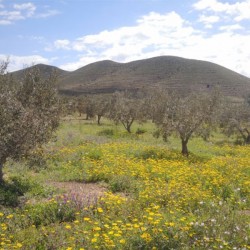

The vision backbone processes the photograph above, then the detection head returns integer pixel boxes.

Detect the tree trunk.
[122,120,133,133]
[0,161,4,184]
[126,124,131,133]
[181,139,189,156]
[245,134,250,144]
[86,113,89,120]
[127,118,134,133]
[126,121,133,133]
[97,115,102,125]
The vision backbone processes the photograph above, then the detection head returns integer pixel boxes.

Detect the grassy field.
[0,117,249,249]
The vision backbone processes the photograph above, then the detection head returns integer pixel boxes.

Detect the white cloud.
[0,54,50,72]
[54,39,71,50]
[193,0,250,21]
[219,24,244,32]
[0,2,59,25]
[0,2,36,24]
[198,14,220,28]
[58,11,199,56]
[54,10,250,77]
[0,19,10,25]
[36,9,60,18]
[13,2,36,17]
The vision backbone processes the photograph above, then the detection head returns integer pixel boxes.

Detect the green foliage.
[136,127,147,135]
[24,200,76,227]
[0,183,20,206]
[0,117,249,249]
[0,62,61,183]
[0,175,54,206]
[97,128,114,137]
[109,175,139,193]
[26,149,47,171]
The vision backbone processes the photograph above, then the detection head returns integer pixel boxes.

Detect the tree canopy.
[0,62,61,183]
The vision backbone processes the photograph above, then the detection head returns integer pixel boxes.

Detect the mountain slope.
[11,56,250,97]
[58,56,250,96]
[11,63,68,81]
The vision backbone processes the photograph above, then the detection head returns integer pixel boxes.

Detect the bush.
[26,150,47,172]
[0,176,52,206]
[136,128,147,135]
[109,175,139,193]
[24,200,77,227]
[97,129,114,137]
[0,184,19,206]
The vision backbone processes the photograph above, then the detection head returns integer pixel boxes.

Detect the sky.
[0,0,250,77]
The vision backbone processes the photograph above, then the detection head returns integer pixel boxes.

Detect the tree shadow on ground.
[0,180,26,207]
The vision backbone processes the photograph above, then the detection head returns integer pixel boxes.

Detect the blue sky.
[0,0,250,77]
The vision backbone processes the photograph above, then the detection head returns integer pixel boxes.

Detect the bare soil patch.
[49,181,108,206]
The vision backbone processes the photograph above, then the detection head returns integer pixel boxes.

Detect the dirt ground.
[49,181,108,207]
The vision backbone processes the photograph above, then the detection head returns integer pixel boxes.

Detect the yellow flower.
[97,207,104,213]
[65,225,72,229]
[120,239,126,244]
[141,232,152,242]
[0,212,4,217]
[16,243,23,248]
[91,238,97,243]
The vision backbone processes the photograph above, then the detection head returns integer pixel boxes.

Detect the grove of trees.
[220,101,250,144]
[0,61,61,183]
[1,59,249,184]
[61,87,250,156]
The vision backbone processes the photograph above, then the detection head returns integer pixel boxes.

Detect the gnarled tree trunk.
[0,160,4,184]
[97,115,102,125]
[181,139,189,156]
[245,134,250,144]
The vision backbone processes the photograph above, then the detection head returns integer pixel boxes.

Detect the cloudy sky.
[0,0,250,76]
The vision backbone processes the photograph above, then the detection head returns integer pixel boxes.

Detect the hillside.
[12,56,250,97]
[11,63,68,82]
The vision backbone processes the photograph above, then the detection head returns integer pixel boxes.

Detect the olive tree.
[153,89,220,156]
[0,62,60,183]
[220,101,250,144]
[93,95,111,125]
[108,91,145,133]
[76,96,96,120]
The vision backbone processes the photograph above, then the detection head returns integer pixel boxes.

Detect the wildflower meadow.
[0,119,249,249]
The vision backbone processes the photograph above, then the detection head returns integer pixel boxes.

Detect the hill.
[11,63,68,82]
[12,56,250,97]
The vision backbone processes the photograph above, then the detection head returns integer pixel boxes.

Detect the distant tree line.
[62,87,250,156]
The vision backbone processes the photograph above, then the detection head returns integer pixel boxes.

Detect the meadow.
[0,118,249,250]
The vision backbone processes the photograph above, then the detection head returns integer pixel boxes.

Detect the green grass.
[1,116,249,250]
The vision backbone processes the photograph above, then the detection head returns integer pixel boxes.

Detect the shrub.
[97,129,114,137]
[109,175,139,193]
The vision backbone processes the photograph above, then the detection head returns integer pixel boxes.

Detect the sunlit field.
[0,118,249,249]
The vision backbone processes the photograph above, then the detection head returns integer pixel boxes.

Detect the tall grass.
[0,116,249,249]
